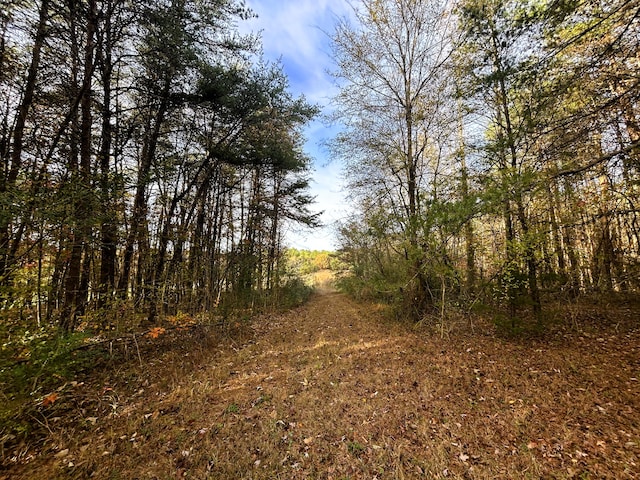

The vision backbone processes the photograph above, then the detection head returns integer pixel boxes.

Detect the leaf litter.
[2,290,639,479]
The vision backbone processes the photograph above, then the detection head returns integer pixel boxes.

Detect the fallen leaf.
[147,327,166,339]
[42,392,59,407]
[459,453,469,462]
[54,449,69,458]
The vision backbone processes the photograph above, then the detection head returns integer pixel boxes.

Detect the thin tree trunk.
[547,182,566,282]
[459,142,476,295]
[76,0,97,318]
[61,0,97,331]
[492,23,541,320]
[119,79,171,298]
[98,4,117,309]
[503,196,517,326]
[0,0,49,284]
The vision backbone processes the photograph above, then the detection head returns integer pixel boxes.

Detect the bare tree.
[331,0,455,316]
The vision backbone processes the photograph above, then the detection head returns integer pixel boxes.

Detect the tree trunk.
[547,182,566,283]
[0,0,49,285]
[459,147,476,295]
[492,22,541,320]
[97,4,117,309]
[119,79,171,298]
[61,0,97,331]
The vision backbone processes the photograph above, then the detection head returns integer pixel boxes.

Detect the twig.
[553,140,640,177]
[132,333,143,368]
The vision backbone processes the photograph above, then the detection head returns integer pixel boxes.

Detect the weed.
[347,441,365,456]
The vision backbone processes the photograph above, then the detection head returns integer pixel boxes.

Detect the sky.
[239,0,355,251]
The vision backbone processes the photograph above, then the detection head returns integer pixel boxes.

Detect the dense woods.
[0,0,319,334]
[332,0,640,325]
[2,2,640,477]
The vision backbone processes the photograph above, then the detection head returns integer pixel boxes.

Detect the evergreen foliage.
[0,0,319,365]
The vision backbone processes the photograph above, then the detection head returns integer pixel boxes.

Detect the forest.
[1,0,639,478]
[332,0,640,327]
[0,0,321,332]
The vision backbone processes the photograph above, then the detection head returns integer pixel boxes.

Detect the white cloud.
[241,0,351,100]
[244,0,351,57]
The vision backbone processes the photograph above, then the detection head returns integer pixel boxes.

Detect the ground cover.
[1,286,639,479]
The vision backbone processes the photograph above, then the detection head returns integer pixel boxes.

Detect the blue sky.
[240,0,355,251]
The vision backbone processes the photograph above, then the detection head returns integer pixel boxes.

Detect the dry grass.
[2,289,639,479]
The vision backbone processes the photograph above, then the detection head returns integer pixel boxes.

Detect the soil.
[2,285,639,479]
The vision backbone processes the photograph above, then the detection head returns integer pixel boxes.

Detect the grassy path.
[3,290,640,479]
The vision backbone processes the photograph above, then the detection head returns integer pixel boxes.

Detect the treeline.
[331,0,639,323]
[286,249,342,275]
[0,0,319,332]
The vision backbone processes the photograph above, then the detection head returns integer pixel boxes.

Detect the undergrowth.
[0,278,317,457]
[3,290,638,479]
[0,326,103,446]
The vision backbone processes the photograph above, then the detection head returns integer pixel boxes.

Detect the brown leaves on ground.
[40,392,59,407]
[2,292,639,479]
[146,327,166,339]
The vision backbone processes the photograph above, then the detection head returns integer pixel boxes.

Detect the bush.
[0,327,98,400]
[278,278,314,309]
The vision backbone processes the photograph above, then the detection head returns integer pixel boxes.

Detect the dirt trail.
[5,290,640,479]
